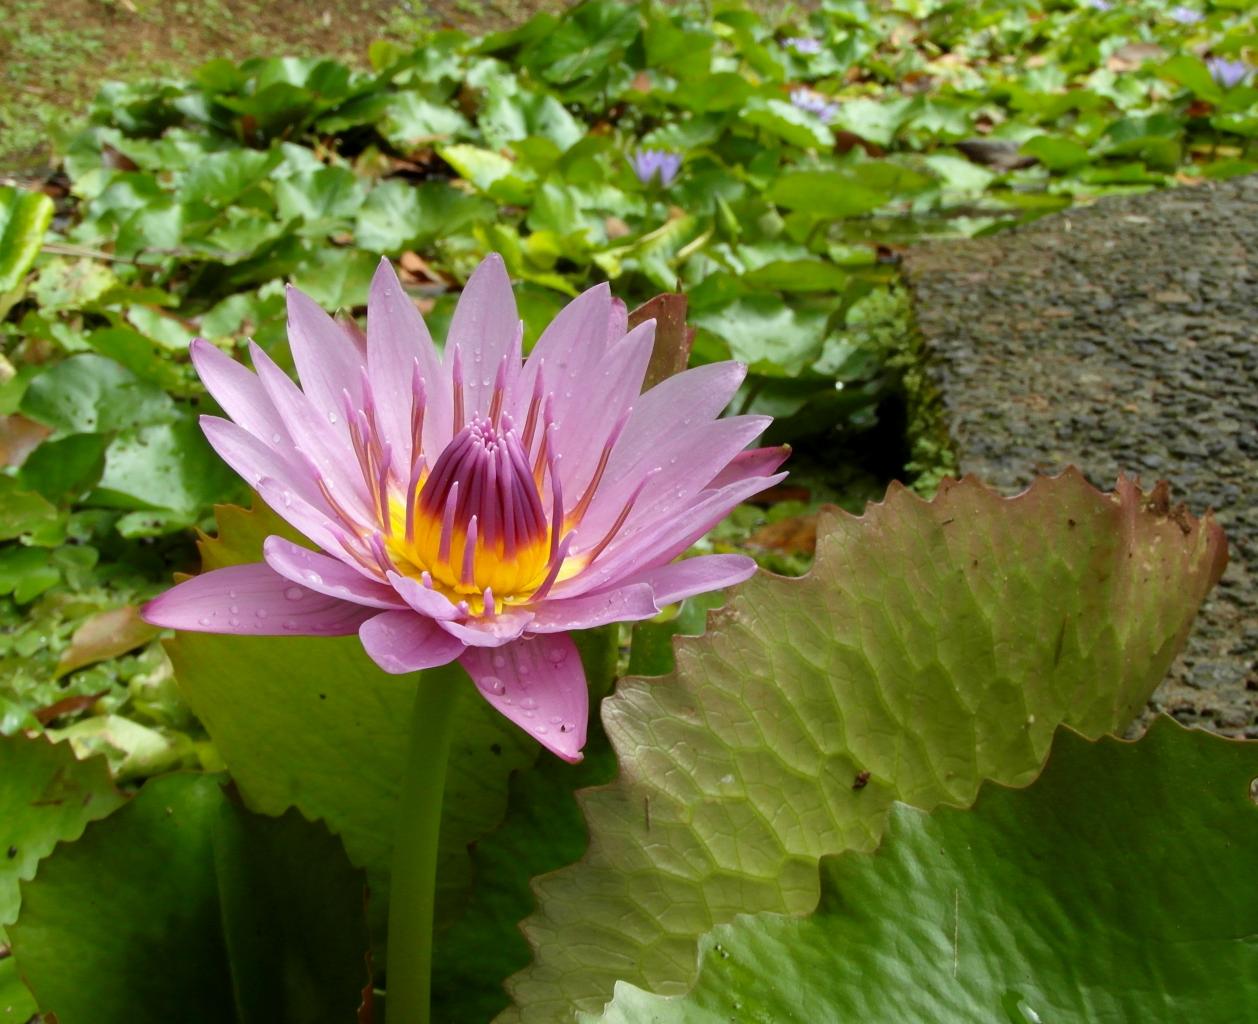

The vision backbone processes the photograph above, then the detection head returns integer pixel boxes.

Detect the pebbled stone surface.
[904,176,1258,736]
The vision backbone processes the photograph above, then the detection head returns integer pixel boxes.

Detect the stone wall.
[904,176,1257,735]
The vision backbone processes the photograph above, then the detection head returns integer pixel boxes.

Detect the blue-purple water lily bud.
[789,88,839,124]
[1207,57,1252,89]
[629,148,683,187]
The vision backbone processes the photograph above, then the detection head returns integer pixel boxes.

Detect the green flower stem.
[386,660,465,1024]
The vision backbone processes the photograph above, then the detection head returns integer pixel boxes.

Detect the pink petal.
[200,416,322,509]
[554,320,655,500]
[367,259,450,465]
[250,342,374,524]
[263,536,404,609]
[385,571,460,620]
[190,339,290,447]
[439,608,534,648]
[142,563,374,636]
[579,415,771,545]
[514,283,612,423]
[706,445,791,490]
[251,474,363,566]
[460,634,587,762]
[286,285,366,427]
[527,583,658,633]
[359,611,466,674]
[200,418,354,558]
[629,554,757,606]
[608,296,628,340]
[592,361,747,505]
[555,472,787,598]
[446,254,520,420]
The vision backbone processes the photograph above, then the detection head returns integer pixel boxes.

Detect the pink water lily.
[144,255,786,762]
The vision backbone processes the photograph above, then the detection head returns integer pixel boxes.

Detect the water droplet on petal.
[283,619,299,631]
[282,490,294,507]
[492,653,507,668]
[228,590,238,599]
[272,432,282,444]
[305,571,323,586]
[198,617,212,627]
[284,586,305,601]
[549,716,563,725]
[228,617,240,627]
[535,724,548,735]
[327,411,338,424]
[478,675,506,696]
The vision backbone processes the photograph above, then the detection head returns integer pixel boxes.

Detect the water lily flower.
[783,36,823,55]
[629,148,683,187]
[143,256,786,762]
[1206,57,1252,89]
[1169,5,1202,23]
[789,88,839,123]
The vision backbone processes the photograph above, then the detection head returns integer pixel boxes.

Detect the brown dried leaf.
[0,414,51,468]
[747,513,818,556]
[629,294,694,391]
[55,606,161,679]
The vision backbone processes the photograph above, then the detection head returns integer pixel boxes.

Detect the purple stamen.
[521,360,545,454]
[410,359,427,465]
[368,532,395,576]
[531,531,575,602]
[584,468,660,565]
[296,448,360,533]
[438,481,460,564]
[489,350,510,425]
[548,450,564,564]
[498,444,518,558]
[568,407,631,525]
[377,442,394,535]
[451,345,465,434]
[460,515,479,587]
[481,439,500,550]
[532,402,556,485]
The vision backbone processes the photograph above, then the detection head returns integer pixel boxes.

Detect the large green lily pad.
[591,720,1258,1022]
[502,473,1226,1021]
[0,734,123,1023]
[10,772,370,1024]
[0,734,123,930]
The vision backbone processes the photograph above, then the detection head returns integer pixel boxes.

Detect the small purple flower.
[143,255,785,762]
[789,88,839,124]
[629,148,683,187]
[1169,5,1203,24]
[782,37,823,55]
[1206,57,1252,89]
[1086,0,1113,10]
